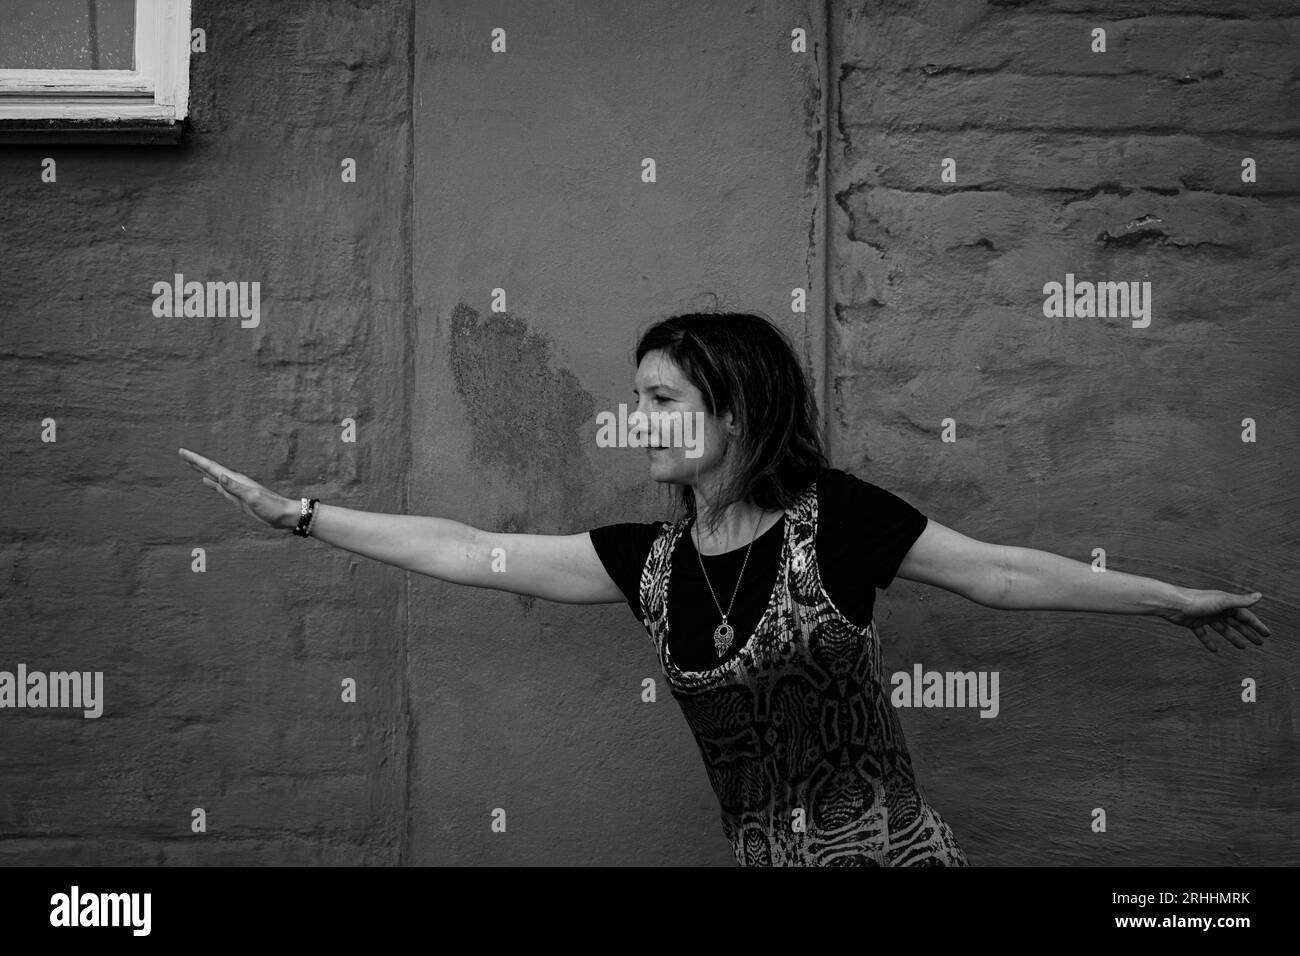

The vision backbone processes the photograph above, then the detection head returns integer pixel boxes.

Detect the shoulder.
[589,520,669,550]
[587,520,671,586]
[815,466,906,496]
[812,467,927,521]
[813,466,875,503]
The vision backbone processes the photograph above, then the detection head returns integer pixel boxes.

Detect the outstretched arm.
[178,447,625,605]
[895,520,1270,653]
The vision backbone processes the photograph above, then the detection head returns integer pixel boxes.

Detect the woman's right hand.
[178,447,297,530]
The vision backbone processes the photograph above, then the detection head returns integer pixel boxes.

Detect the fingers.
[202,476,238,500]
[178,447,215,473]
[180,448,221,480]
[1234,623,1265,647]
[1225,611,1265,646]
[1208,619,1246,650]
[1199,612,1265,651]
[1191,624,1218,653]
[1234,607,1271,640]
[179,448,243,488]
[1191,610,1270,653]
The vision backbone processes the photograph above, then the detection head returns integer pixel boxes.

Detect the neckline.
[661,500,797,676]
[687,510,786,558]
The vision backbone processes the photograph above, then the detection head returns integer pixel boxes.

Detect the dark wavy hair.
[633,311,828,535]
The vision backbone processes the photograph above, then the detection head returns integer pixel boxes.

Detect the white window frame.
[0,0,190,132]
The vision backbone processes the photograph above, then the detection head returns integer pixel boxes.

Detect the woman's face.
[632,349,733,489]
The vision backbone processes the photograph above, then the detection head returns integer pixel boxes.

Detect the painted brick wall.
[0,0,413,864]
[827,0,1298,864]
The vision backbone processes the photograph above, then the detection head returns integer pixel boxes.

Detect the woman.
[178,311,1269,866]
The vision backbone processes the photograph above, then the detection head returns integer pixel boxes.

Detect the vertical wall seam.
[821,0,833,460]
[398,0,416,867]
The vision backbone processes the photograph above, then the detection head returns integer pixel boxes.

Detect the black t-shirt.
[588,467,929,671]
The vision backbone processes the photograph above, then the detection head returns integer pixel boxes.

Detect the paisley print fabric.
[639,478,969,866]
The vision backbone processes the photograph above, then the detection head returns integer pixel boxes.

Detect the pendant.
[713,620,734,656]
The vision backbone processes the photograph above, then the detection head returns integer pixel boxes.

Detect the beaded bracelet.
[292,497,320,537]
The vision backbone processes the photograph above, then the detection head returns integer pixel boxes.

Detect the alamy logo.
[151,273,261,327]
[1042,272,1151,328]
[891,663,999,718]
[594,404,705,457]
[0,664,103,718]
[50,886,151,936]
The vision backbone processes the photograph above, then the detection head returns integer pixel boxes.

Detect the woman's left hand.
[1160,589,1271,653]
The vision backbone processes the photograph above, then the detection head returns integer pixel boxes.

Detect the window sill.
[0,116,185,145]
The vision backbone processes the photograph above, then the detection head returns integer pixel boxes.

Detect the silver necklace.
[693,508,764,658]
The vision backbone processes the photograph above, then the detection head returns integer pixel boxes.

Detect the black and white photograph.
[0,0,1294,939]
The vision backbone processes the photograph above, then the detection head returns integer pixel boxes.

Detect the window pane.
[0,0,135,70]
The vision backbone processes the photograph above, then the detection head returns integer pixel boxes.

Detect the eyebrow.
[632,384,677,395]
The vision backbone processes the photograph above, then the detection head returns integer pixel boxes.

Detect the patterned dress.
[638,477,968,866]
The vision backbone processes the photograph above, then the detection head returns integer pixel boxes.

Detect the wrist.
[1155,583,1193,618]
[279,496,302,531]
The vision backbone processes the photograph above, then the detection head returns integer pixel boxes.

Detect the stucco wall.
[408,0,827,865]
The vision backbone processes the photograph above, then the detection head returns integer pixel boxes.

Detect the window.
[0,0,192,143]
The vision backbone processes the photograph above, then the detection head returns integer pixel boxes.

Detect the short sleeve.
[819,468,929,591]
[587,522,664,622]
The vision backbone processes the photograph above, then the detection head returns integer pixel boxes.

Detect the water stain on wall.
[446,301,596,493]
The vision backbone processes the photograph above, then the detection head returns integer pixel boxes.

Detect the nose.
[629,400,651,445]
